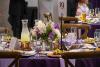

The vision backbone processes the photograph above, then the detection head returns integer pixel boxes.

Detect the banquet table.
[0,53,64,67]
[0,51,22,67]
[1,49,100,67]
[0,22,100,67]
[61,49,100,67]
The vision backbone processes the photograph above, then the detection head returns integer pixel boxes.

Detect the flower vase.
[42,40,52,51]
[42,40,46,51]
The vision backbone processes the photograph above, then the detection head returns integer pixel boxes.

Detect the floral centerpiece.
[30,20,61,50]
[31,20,61,42]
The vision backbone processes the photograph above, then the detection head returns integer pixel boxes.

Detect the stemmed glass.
[34,39,42,56]
[64,41,72,51]
[89,9,95,17]
[95,8,100,17]
[0,33,9,49]
[94,29,100,47]
[64,32,77,50]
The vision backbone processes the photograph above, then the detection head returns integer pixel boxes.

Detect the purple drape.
[90,0,100,8]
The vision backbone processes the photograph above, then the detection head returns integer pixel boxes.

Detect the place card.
[9,37,20,50]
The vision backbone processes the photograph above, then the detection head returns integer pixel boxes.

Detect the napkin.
[60,58,65,67]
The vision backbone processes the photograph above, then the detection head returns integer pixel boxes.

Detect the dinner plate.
[47,52,61,58]
[82,44,96,49]
[21,50,36,56]
[68,49,92,52]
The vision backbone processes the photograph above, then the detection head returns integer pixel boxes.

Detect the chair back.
[59,17,78,23]
[61,23,89,39]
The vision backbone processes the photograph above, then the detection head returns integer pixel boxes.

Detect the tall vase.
[21,19,31,51]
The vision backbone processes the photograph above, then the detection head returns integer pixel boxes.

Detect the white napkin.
[59,58,65,67]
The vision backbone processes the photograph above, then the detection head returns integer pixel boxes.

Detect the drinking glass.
[89,9,94,17]
[64,42,72,50]
[95,8,100,16]
[94,29,100,47]
[64,33,77,50]
[34,40,42,56]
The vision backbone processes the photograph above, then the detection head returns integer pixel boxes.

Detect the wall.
[0,0,11,27]
[0,0,62,30]
[25,0,38,7]
[39,0,59,22]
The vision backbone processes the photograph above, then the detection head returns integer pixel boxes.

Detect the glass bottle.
[21,19,31,51]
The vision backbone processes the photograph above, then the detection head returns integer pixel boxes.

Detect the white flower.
[30,28,37,37]
[35,20,46,34]
[50,22,55,30]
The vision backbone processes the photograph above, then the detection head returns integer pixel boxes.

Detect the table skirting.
[0,56,66,67]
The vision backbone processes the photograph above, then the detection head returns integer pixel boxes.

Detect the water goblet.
[34,40,42,56]
[64,42,72,51]
[94,29,100,47]
[89,9,95,17]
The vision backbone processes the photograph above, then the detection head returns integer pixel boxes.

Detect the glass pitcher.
[21,19,31,50]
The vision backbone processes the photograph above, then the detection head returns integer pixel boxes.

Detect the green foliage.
[41,23,52,41]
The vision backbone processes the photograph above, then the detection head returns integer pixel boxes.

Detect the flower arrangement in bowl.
[30,20,61,50]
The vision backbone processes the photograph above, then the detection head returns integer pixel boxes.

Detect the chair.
[59,16,78,23]
[61,23,90,39]
[61,24,90,67]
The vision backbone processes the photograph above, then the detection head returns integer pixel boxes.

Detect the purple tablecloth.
[75,58,100,67]
[0,56,61,67]
[19,56,60,67]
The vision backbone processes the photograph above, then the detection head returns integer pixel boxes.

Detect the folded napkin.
[59,58,65,67]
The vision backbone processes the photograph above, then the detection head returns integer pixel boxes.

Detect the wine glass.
[95,8,100,17]
[64,42,72,50]
[94,29,100,47]
[34,40,42,56]
[64,33,77,50]
[89,9,94,17]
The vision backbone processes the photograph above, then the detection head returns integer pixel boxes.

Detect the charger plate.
[47,52,61,58]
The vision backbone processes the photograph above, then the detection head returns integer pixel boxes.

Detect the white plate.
[68,49,94,52]
[40,51,53,55]
[82,44,96,49]
[21,50,36,56]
